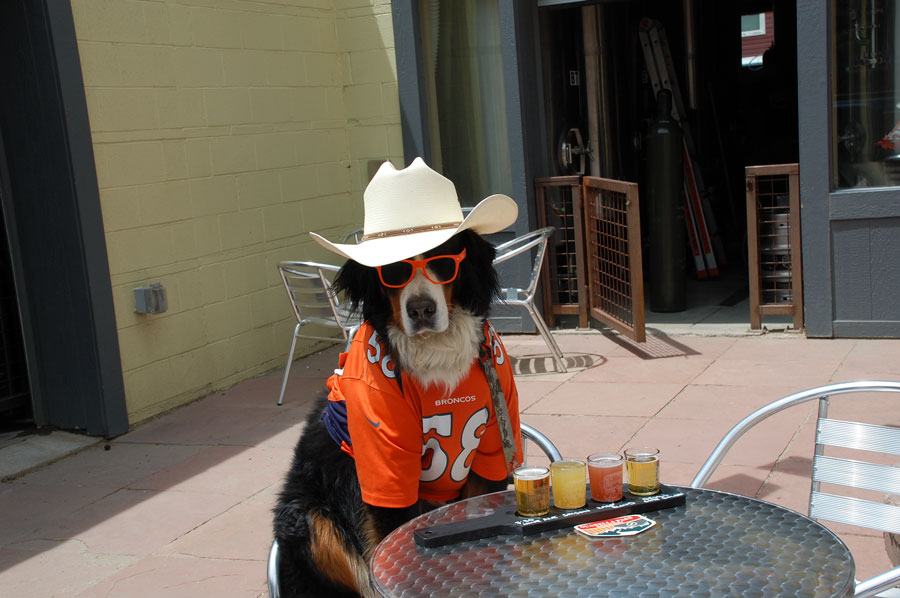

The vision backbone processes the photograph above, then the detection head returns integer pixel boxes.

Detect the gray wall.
[798,0,900,338]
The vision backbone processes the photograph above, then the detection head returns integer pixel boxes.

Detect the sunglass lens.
[380,262,413,286]
[427,257,458,283]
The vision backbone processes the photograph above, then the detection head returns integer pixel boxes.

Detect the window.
[741,13,766,37]
[831,0,900,189]
[418,0,512,206]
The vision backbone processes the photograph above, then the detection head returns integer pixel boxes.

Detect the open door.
[582,176,646,342]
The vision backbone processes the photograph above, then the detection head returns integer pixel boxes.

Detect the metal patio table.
[370,486,855,597]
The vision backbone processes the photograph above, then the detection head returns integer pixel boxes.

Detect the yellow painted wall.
[71,0,402,424]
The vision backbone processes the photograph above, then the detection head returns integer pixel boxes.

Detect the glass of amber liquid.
[625,447,660,496]
[587,453,624,502]
[550,459,587,509]
[513,466,551,517]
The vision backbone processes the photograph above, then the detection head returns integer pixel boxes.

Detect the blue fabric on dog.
[322,399,352,449]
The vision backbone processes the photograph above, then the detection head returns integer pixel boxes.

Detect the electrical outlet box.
[134,283,168,314]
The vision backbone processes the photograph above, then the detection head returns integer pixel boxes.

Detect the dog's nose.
[406,296,436,325]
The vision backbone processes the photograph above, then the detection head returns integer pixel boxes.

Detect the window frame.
[741,13,766,37]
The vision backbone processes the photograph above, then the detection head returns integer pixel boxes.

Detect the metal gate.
[536,176,646,343]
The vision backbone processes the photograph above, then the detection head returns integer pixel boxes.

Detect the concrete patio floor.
[1,329,899,597]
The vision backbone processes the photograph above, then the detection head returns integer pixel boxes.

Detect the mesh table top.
[371,486,855,598]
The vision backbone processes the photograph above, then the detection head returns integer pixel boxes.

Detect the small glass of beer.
[624,447,660,496]
[513,466,551,517]
[587,453,623,502]
[550,459,587,509]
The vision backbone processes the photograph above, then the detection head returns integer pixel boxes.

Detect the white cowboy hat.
[310,157,518,267]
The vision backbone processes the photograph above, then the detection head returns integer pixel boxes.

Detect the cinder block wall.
[71,0,402,424]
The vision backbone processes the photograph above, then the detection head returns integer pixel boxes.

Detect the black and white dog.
[273,229,522,597]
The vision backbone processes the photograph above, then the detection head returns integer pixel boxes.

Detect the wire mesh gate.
[535,176,646,343]
[583,177,646,342]
[745,164,803,330]
[535,176,589,328]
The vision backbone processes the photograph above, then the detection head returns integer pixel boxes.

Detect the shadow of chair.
[276,261,361,405]
[493,226,567,373]
[267,425,561,597]
[691,381,900,598]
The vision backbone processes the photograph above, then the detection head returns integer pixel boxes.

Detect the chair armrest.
[341,228,363,243]
[493,227,555,265]
[690,381,900,488]
[279,260,341,273]
[855,564,900,597]
[521,422,562,463]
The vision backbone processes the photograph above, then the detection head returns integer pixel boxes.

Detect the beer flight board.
[414,485,686,548]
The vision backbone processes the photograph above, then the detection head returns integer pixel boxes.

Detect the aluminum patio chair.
[267,424,561,597]
[492,226,567,373]
[276,261,361,405]
[691,381,900,598]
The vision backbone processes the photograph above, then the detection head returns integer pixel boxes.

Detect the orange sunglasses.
[375,249,467,288]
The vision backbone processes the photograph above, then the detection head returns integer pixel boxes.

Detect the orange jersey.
[323,320,523,508]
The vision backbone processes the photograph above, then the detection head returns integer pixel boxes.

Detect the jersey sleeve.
[340,373,423,509]
[469,332,524,481]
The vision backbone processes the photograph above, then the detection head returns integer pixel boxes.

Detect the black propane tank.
[646,88,686,312]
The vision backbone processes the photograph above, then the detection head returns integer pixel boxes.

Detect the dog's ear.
[454,230,500,317]
[332,259,370,308]
[332,260,381,311]
[333,260,391,333]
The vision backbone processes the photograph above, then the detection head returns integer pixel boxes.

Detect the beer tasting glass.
[550,459,587,509]
[513,465,551,517]
[587,453,624,502]
[624,446,660,496]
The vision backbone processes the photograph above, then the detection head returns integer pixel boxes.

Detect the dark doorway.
[0,0,128,437]
[0,154,32,433]
[537,0,799,330]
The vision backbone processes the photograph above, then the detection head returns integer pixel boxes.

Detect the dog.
[273,229,523,598]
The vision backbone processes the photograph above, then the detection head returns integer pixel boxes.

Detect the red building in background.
[742,12,775,67]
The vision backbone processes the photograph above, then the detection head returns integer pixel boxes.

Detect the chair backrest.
[492,227,555,301]
[277,261,357,332]
[810,405,900,535]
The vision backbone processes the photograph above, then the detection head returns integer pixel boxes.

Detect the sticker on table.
[574,514,656,538]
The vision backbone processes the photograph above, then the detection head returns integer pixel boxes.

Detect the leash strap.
[479,342,517,471]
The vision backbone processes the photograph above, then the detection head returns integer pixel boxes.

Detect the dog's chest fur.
[387,308,481,392]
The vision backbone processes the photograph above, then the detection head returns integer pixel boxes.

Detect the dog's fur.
[273,231,507,597]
